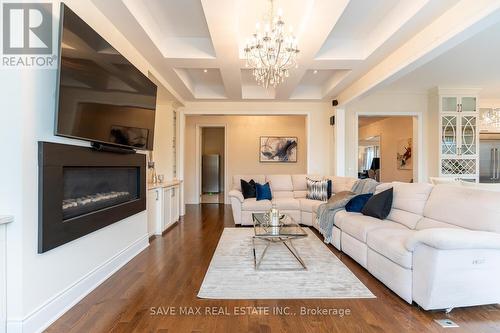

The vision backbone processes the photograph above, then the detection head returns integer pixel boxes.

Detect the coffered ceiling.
[91,0,500,104]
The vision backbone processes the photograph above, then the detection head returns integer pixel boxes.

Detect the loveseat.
[228,174,357,226]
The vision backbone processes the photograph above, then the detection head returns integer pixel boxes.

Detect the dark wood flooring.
[47,204,500,333]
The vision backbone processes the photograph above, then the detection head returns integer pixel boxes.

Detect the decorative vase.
[269,204,280,234]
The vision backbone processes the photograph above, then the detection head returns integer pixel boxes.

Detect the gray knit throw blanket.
[316,178,378,243]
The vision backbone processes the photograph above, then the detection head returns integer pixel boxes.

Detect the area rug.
[198,228,375,299]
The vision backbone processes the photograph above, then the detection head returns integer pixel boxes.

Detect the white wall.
[179,101,334,190]
[341,91,438,182]
[0,1,180,331]
[184,115,308,203]
[151,88,176,181]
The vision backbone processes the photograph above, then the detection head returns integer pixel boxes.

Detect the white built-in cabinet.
[146,181,182,237]
[439,93,479,182]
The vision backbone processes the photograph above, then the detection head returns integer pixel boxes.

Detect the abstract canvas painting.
[260,137,297,163]
[396,138,412,170]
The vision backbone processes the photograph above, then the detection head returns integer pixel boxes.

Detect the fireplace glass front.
[62,167,139,220]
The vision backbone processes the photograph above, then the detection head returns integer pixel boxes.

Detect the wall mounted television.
[55,4,157,150]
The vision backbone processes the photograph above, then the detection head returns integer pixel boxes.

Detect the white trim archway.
[354,111,424,183]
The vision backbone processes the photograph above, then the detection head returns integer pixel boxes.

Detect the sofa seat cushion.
[272,197,300,210]
[242,198,272,211]
[299,198,325,213]
[333,210,357,230]
[367,228,415,269]
[340,214,406,243]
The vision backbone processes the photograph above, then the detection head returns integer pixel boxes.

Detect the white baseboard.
[10,235,149,333]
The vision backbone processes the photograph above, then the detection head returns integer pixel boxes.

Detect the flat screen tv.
[55,4,157,150]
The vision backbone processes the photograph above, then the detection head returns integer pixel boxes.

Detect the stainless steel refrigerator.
[202,154,220,193]
[479,133,500,183]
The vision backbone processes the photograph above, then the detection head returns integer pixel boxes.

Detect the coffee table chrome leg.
[283,239,307,270]
[252,237,257,268]
[253,237,271,270]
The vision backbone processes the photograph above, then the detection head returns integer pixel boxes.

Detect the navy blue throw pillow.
[345,193,373,212]
[327,179,333,199]
[255,182,272,201]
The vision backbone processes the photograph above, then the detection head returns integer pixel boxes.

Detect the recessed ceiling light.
[313,70,318,74]
[203,69,208,73]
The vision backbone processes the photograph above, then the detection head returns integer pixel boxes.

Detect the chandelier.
[481,108,500,129]
[244,0,299,88]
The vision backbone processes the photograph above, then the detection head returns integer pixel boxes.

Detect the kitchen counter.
[147,179,182,190]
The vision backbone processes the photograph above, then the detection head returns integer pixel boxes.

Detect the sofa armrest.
[228,190,244,203]
[405,228,500,251]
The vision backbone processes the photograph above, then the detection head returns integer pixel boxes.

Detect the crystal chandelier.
[244,0,299,88]
[481,108,500,129]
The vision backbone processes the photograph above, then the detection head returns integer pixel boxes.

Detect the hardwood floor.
[47,204,500,333]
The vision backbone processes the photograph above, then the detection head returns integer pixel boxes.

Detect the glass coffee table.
[252,213,308,271]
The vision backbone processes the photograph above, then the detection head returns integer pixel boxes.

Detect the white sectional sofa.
[228,174,357,226]
[327,182,500,310]
[229,174,500,310]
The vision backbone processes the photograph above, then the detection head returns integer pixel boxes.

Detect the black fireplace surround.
[38,142,146,253]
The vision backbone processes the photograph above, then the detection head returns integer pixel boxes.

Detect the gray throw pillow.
[306,178,328,201]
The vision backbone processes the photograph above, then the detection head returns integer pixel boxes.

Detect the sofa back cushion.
[233,175,265,191]
[291,174,322,191]
[459,180,500,192]
[423,184,500,232]
[325,176,358,194]
[415,217,463,230]
[266,175,294,198]
[375,182,433,229]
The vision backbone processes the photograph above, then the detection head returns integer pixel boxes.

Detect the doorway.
[200,126,225,203]
[357,116,417,183]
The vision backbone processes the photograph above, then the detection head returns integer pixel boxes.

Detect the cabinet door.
[163,188,172,231]
[460,115,477,156]
[147,189,161,236]
[460,96,477,113]
[442,97,458,112]
[441,115,458,156]
[173,186,180,222]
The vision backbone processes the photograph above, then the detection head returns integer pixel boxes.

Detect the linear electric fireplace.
[38,142,146,253]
